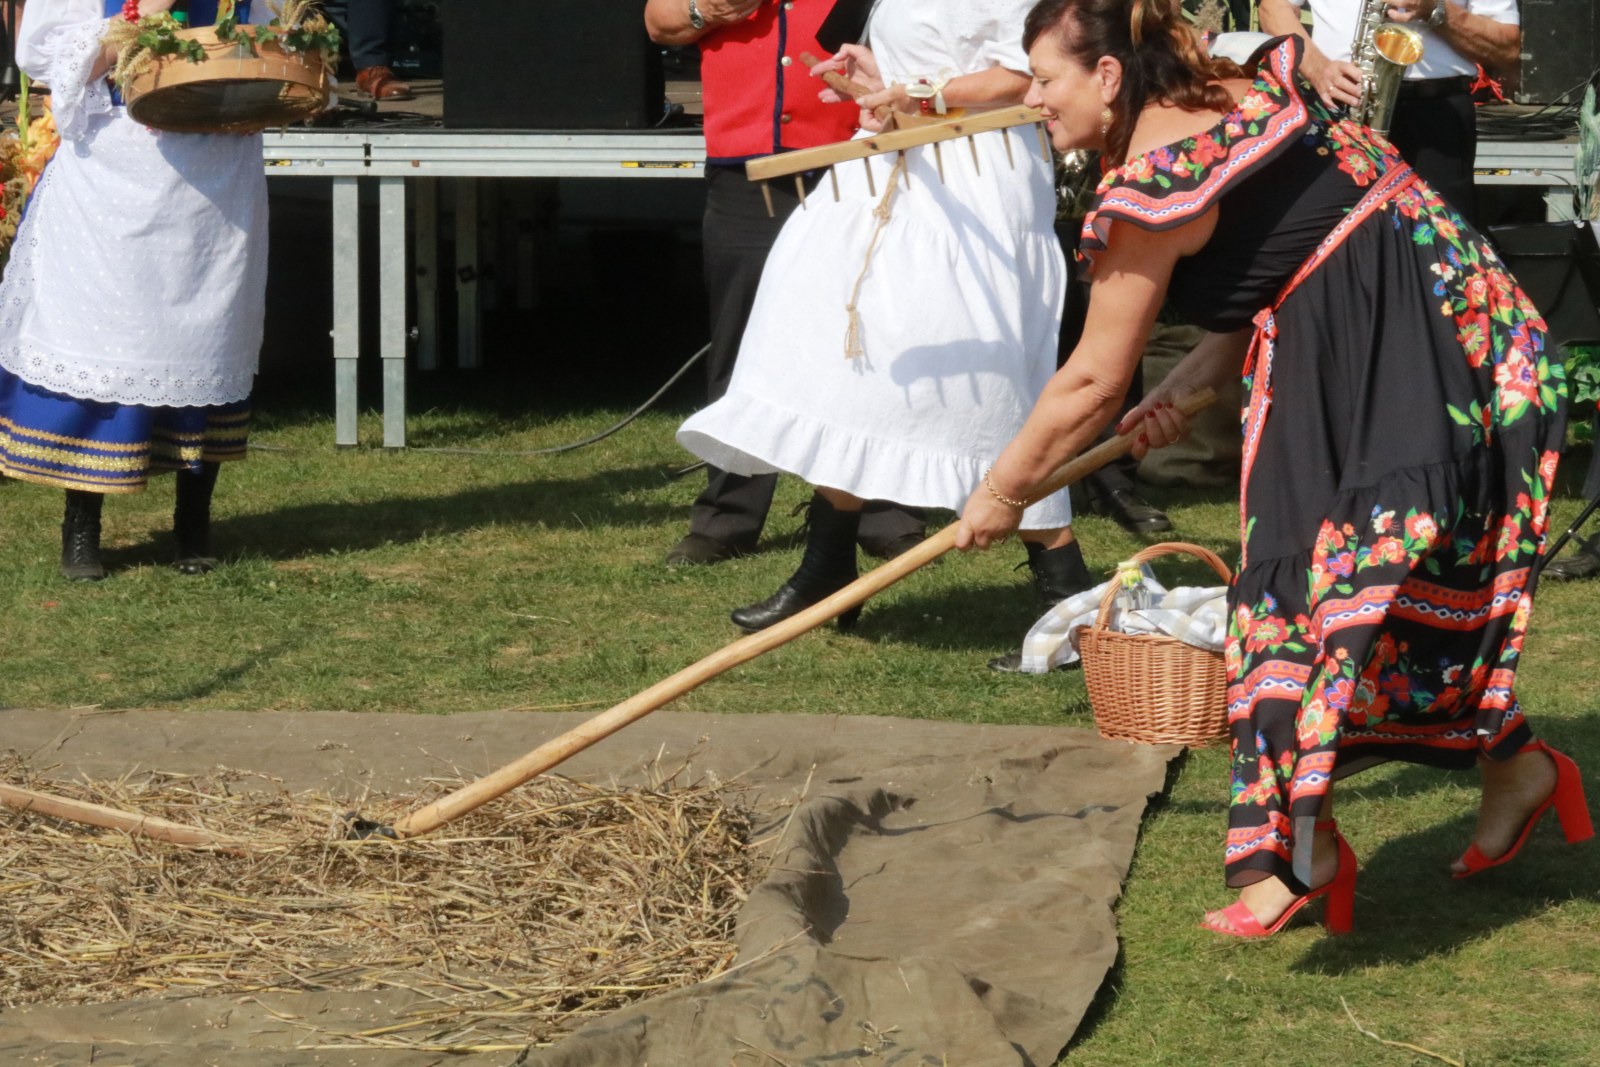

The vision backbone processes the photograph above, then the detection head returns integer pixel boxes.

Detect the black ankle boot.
[60,490,106,582]
[173,461,221,575]
[987,540,1095,673]
[731,492,862,634]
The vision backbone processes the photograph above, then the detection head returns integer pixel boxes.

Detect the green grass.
[3,404,1598,1065]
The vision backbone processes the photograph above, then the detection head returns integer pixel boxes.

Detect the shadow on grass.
[855,581,1042,653]
[137,643,297,705]
[1294,813,1600,973]
[98,465,683,569]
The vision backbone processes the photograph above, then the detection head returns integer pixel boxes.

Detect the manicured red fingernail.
[1138,433,1148,444]
[1145,410,1156,418]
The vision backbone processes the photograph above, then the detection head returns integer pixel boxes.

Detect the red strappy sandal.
[1201,821,1358,938]
[1453,740,1595,879]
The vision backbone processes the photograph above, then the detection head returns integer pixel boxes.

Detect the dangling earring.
[1099,107,1113,136]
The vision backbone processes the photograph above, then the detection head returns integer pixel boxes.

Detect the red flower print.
[1296,695,1337,747]
[1187,134,1227,166]
[1315,521,1346,555]
[1494,514,1522,561]
[1372,633,1399,668]
[1336,147,1375,186]
[1237,90,1273,121]
[1539,450,1560,486]
[1456,312,1490,367]
[1124,156,1155,183]
[1369,537,1407,565]
[1379,671,1411,706]
[1463,273,1490,310]
[1494,349,1540,411]
[1404,512,1438,545]
[1310,559,1334,597]
[1351,676,1389,720]
[1530,492,1549,533]
[1245,614,1289,653]
[1428,686,1462,714]
[1511,594,1532,633]
[1435,215,1459,242]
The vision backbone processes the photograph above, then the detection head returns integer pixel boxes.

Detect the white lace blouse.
[0,0,273,408]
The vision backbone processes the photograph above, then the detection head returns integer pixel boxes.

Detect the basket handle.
[1091,541,1233,632]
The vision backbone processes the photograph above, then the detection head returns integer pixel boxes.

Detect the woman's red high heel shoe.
[1453,740,1595,879]
[1201,821,1358,938]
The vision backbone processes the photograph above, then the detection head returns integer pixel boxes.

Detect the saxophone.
[1347,0,1425,137]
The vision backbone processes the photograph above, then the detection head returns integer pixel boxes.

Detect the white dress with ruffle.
[676,0,1071,529]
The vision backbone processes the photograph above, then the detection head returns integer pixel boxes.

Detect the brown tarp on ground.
[0,708,1175,1067]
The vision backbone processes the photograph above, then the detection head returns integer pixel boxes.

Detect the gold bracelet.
[983,468,1029,509]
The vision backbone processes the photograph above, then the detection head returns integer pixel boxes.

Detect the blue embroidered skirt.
[0,365,250,493]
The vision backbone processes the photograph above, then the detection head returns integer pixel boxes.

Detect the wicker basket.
[1076,541,1232,746]
[124,27,332,135]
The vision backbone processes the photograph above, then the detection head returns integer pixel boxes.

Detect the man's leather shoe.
[665,532,746,566]
[1541,542,1600,581]
[355,66,415,102]
[1090,486,1172,534]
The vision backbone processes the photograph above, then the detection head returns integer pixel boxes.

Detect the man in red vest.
[645,0,925,566]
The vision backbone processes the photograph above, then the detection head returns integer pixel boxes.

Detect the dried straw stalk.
[0,754,755,1051]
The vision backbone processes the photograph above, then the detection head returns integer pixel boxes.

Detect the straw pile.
[0,754,757,1052]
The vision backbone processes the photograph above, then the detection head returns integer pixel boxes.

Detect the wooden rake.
[1,391,1217,847]
[750,54,1053,216]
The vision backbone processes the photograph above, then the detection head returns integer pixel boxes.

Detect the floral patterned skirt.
[1223,178,1567,892]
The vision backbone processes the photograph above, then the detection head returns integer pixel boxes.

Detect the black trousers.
[689,164,923,549]
[320,0,394,71]
[1388,82,1477,224]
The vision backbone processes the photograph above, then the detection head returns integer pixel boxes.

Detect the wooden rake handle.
[798,51,871,101]
[0,781,248,851]
[388,389,1219,839]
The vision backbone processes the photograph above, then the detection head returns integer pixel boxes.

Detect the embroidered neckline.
[1077,36,1316,270]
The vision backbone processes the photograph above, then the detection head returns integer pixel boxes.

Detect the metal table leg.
[455,177,482,370]
[414,177,439,372]
[379,176,409,449]
[331,176,361,448]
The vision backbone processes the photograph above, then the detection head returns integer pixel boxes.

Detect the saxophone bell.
[1348,0,1425,138]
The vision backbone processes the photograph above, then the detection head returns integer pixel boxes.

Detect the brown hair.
[1023,0,1244,164]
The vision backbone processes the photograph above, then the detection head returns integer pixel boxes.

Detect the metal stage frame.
[261,128,1578,449]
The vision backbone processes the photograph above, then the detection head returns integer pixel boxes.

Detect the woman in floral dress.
[957,0,1590,935]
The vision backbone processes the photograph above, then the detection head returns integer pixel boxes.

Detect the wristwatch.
[1427,0,1450,28]
[688,0,706,30]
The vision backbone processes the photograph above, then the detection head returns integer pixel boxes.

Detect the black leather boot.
[987,539,1095,673]
[731,492,862,633]
[60,490,106,582]
[1541,541,1600,581]
[173,461,221,575]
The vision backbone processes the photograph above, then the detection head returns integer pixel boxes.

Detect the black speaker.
[1489,221,1600,349]
[443,1,663,129]
[1515,0,1600,105]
